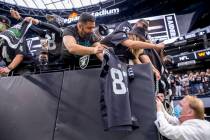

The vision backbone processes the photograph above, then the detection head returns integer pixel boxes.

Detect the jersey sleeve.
[15,42,28,56]
[63,26,75,37]
[110,31,129,46]
[39,21,62,39]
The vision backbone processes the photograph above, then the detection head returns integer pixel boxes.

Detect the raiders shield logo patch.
[79,55,90,69]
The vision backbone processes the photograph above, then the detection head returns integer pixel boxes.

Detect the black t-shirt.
[169,75,175,84]
[101,21,135,64]
[61,25,100,69]
[100,48,138,131]
[189,76,196,85]
[175,79,181,86]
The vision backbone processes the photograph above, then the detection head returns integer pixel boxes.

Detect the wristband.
[7,66,13,71]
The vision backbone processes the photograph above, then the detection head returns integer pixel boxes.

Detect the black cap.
[45,14,64,27]
[98,24,109,36]
[114,21,132,33]
[0,15,11,27]
[129,26,147,40]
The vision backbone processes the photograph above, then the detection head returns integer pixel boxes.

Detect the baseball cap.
[0,15,11,27]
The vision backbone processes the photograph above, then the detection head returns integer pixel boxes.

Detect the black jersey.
[101,21,135,64]
[0,39,28,64]
[20,19,63,64]
[100,48,138,131]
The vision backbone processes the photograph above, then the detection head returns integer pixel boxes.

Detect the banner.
[106,14,180,43]
[177,60,196,67]
[26,36,42,57]
[0,21,32,49]
[64,8,120,24]
[129,14,180,42]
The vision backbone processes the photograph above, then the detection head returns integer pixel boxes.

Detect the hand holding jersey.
[63,13,103,56]
[92,43,106,54]
[62,13,104,69]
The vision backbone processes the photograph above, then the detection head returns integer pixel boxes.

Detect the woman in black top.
[100,21,164,80]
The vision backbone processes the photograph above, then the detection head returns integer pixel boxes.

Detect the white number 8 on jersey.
[110,68,127,95]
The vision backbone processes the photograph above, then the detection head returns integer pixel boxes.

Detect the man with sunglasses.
[155,95,210,140]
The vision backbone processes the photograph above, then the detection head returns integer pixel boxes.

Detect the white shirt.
[154,111,210,140]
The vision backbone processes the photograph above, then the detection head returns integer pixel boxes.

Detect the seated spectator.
[155,95,210,140]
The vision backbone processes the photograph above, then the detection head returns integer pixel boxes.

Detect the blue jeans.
[190,84,196,94]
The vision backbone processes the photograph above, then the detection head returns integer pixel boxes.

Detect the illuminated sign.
[64,8,120,24]
[196,50,210,59]
[172,53,195,63]
[198,52,205,57]
[178,60,196,67]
